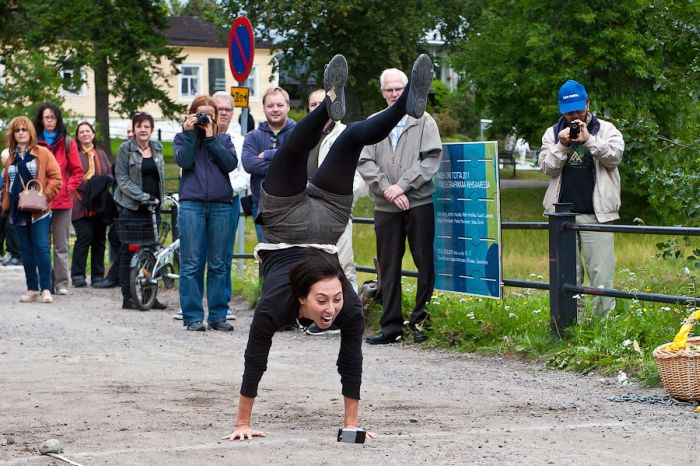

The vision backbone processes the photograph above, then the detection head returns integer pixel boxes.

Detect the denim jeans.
[16,214,52,291]
[178,201,234,325]
[225,195,241,303]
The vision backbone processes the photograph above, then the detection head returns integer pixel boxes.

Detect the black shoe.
[305,322,340,336]
[366,331,401,345]
[413,329,428,343]
[122,299,136,310]
[406,54,433,118]
[323,54,347,121]
[208,320,233,332]
[187,321,206,332]
[93,277,117,289]
[72,276,87,288]
[152,300,167,310]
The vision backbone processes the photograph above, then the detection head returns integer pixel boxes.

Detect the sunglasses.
[14,128,29,133]
[270,135,278,149]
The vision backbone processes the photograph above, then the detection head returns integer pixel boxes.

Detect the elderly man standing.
[358,63,442,344]
[539,80,624,320]
[241,87,296,241]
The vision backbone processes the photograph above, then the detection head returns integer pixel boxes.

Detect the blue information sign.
[433,142,501,298]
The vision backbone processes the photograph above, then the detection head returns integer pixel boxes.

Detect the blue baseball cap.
[557,80,588,114]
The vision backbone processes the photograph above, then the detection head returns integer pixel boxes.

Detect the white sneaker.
[173,309,183,320]
[57,288,69,295]
[226,310,236,320]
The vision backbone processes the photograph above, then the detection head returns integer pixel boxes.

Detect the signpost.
[227,16,255,274]
[433,142,502,298]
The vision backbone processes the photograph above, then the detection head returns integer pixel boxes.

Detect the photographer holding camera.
[538,80,625,320]
[175,96,238,332]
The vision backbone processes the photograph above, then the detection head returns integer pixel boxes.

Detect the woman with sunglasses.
[113,112,167,310]
[1,117,62,303]
[33,103,84,295]
[70,121,113,288]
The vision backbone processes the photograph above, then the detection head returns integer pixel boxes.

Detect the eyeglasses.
[217,107,233,113]
[14,128,29,133]
[382,87,405,94]
[42,115,57,121]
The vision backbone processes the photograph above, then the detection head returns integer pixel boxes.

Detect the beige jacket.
[358,112,442,212]
[538,117,624,223]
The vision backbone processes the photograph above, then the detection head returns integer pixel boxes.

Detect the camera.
[337,428,367,444]
[569,121,580,140]
[195,112,210,127]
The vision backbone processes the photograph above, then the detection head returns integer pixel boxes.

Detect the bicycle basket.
[117,218,171,245]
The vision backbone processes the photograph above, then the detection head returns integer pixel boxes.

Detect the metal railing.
[356,203,699,338]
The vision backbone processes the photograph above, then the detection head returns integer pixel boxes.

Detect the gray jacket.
[113,139,165,211]
[538,116,624,223]
[358,112,442,212]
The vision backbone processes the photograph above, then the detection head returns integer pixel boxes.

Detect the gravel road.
[1,265,697,465]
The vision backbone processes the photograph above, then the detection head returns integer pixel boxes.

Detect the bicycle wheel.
[130,249,158,311]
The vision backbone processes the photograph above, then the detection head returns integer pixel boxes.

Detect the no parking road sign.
[228,16,254,83]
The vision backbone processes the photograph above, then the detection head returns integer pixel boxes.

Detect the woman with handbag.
[113,112,167,310]
[1,117,62,303]
[70,121,113,288]
[33,103,84,295]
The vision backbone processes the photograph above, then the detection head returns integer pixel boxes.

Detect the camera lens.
[196,113,210,126]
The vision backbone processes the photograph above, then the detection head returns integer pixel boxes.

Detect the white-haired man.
[358,65,442,344]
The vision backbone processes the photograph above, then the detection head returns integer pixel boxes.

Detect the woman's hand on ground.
[222,425,266,441]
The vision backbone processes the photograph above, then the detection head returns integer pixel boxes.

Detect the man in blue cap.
[538,80,625,320]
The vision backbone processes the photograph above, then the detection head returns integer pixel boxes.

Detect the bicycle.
[117,194,180,311]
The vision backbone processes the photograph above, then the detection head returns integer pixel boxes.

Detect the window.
[236,65,258,101]
[60,64,86,96]
[179,65,201,99]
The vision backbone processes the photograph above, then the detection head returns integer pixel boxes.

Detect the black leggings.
[264,82,411,198]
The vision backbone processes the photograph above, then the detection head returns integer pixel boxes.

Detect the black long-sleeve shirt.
[241,247,364,400]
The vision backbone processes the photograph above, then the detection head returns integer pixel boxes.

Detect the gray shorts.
[257,183,352,245]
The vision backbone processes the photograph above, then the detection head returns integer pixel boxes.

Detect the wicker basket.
[652,336,700,401]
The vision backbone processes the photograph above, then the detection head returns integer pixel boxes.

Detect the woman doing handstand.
[223,53,434,441]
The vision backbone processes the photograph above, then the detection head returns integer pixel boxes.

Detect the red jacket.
[38,136,84,210]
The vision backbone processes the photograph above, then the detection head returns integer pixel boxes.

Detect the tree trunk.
[93,53,111,160]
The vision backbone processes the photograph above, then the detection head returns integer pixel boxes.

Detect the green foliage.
[656,236,700,269]
[450,0,700,225]
[287,108,307,124]
[1,0,184,153]
[0,49,65,125]
[170,0,226,26]
[437,83,481,139]
[429,80,450,113]
[222,0,467,118]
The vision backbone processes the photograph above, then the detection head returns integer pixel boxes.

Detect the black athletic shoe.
[208,320,234,332]
[93,277,118,289]
[72,276,87,288]
[406,54,433,119]
[187,321,206,332]
[323,54,347,121]
[305,323,340,336]
[366,331,402,345]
